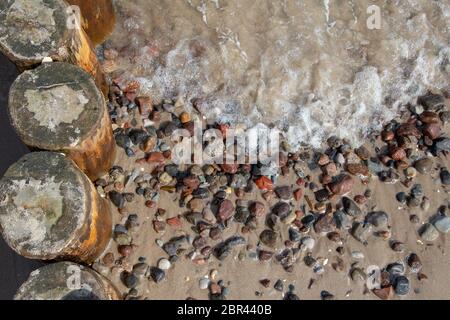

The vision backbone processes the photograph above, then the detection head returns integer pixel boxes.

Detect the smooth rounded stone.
[288,228,302,242]
[407,253,423,273]
[275,186,292,200]
[199,278,210,290]
[150,267,165,283]
[217,199,235,223]
[435,138,450,154]
[342,197,362,217]
[132,263,149,278]
[396,192,407,204]
[259,230,278,248]
[314,214,335,234]
[314,188,330,202]
[282,211,297,225]
[420,223,439,241]
[352,222,372,245]
[193,188,209,199]
[410,184,424,199]
[301,214,316,228]
[434,216,450,234]
[386,262,405,278]
[249,201,265,217]
[405,167,417,178]
[333,210,352,230]
[367,159,384,173]
[351,251,365,259]
[272,202,291,218]
[165,164,179,177]
[366,211,389,228]
[234,206,250,223]
[300,237,315,251]
[390,240,405,252]
[394,276,410,296]
[157,258,171,270]
[440,169,450,185]
[355,146,370,160]
[123,272,139,289]
[115,133,132,149]
[414,158,433,174]
[109,191,125,209]
[320,291,335,300]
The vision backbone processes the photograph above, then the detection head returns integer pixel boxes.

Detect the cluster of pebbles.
[92,55,450,300]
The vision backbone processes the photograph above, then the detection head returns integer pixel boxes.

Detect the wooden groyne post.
[0,152,112,264]
[8,62,116,181]
[15,262,120,300]
[66,0,116,46]
[0,0,109,95]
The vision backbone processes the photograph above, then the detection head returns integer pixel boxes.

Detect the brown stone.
[249,202,265,217]
[396,123,421,139]
[293,189,304,201]
[355,146,370,160]
[420,111,440,124]
[390,147,406,161]
[136,96,153,118]
[423,123,441,140]
[221,163,239,174]
[147,152,166,163]
[255,176,274,191]
[217,199,235,222]
[317,154,331,166]
[323,162,337,176]
[183,175,200,189]
[372,286,394,300]
[346,163,369,176]
[328,175,354,195]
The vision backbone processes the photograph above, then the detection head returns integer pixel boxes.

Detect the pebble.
[333,210,352,230]
[272,202,291,218]
[300,237,315,251]
[275,186,292,200]
[274,280,284,292]
[123,272,139,289]
[328,175,353,195]
[352,222,372,245]
[407,253,423,273]
[394,276,410,296]
[157,258,171,270]
[414,158,433,174]
[396,192,407,204]
[217,199,235,222]
[109,191,125,209]
[150,267,165,283]
[434,216,450,234]
[260,230,278,247]
[350,268,366,283]
[199,278,210,290]
[420,223,439,241]
[440,169,450,185]
[366,211,389,228]
[342,197,362,217]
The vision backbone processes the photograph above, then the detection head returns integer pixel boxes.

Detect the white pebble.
[158,258,171,270]
[199,278,210,290]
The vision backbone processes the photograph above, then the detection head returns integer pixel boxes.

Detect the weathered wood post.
[8,62,116,181]
[66,0,116,46]
[0,152,112,264]
[0,0,108,95]
[15,262,120,300]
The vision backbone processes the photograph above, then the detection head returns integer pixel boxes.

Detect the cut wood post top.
[0,0,109,95]
[0,0,75,68]
[8,61,105,151]
[0,152,109,261]
[15,262,120,300]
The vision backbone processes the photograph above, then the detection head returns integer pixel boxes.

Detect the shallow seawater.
[107,0,450,149]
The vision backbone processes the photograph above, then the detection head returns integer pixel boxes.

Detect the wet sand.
[92,90,450,300]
